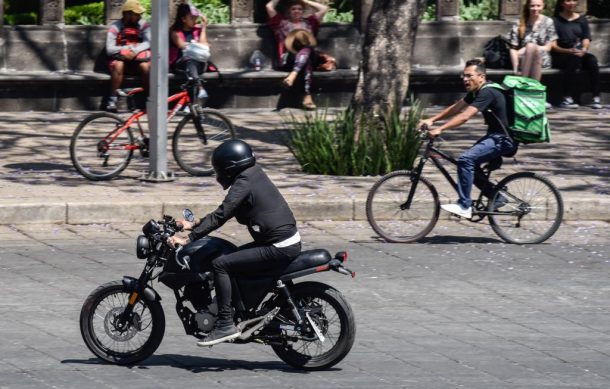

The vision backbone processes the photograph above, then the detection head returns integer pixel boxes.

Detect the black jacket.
[189,165,297,244]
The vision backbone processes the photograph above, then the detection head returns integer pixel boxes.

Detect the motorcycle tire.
[271,281,356,370]
[80,280,165,365]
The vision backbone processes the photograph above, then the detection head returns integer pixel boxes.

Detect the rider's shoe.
[441,203,472,219]
[105,97,118,113]
[197,322,241,347]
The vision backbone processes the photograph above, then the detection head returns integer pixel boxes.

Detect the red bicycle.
[69,77,235,180]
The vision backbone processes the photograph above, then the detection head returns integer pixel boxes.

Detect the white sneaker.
[559,97,579,109]
[589,96,602,109]
[441,203,472,219]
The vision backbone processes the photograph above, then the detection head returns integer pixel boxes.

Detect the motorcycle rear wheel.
[272,281,356,370]
[80,281,165,365]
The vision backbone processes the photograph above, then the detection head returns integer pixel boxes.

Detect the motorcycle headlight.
[136,235,151,259]
[142,219,160,235]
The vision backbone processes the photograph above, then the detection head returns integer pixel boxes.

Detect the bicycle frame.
[404,138,510,218]
[103,80,205,153]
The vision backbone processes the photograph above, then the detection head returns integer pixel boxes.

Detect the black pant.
[553,52,600,98]
[211,240,301,323]
[173,58,205,102]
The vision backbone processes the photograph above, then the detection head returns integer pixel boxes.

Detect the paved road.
[1,220,609,388]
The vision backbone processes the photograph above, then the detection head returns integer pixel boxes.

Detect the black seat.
[282,249,331,274]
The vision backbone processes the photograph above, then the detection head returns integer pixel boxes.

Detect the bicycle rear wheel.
[488,172,563,244]
[366,171,440,243]
[70,112,134,181]
[172,108,235,176]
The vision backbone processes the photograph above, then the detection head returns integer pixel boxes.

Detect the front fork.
[117,272,155,329]
[401,157,427,210]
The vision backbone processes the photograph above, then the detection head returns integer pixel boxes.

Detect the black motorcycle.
[80,210,356,370]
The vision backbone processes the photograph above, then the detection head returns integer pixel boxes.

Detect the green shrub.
[289,104,423,176]
[4,12,37,25]
[65,2,104,25]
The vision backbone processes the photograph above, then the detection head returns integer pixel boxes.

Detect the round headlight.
[142,219,160,235]
[136,235,151,259]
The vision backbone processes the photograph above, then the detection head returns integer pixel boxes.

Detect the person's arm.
[170,30,187,49]
[188,178,250,241]
[304,0,329,21]
[198,15,209,45]
[420,99,468,128]
[106,23,122,56]
[266,0,280,18]
[541,17,557,52]
[131,21,151,54]
[433,105,479,135]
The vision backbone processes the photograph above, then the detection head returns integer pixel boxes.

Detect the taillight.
[335,251,347,262]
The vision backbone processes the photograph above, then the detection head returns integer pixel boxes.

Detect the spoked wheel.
[70,112,134,180]
[272,282,355,370]
[366,171,440,243]
[172,108,235,176]
[488,172,563,244]
[80,281,165,365]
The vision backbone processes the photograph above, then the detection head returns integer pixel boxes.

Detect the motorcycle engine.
[194,301,218,333]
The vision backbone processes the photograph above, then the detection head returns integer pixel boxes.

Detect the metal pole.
[141,0,174,182]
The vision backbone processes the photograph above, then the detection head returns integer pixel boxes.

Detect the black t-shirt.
[553,15,591,49]
[463,83,509,135]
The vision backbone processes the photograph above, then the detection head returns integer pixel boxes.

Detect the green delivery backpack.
[484,75,551,144]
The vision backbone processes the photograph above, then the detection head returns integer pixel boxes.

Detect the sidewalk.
[0,107,608,225]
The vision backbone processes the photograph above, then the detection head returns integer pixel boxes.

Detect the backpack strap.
[479,83,514,140]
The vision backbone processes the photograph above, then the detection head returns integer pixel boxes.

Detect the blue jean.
[457,133,517,209]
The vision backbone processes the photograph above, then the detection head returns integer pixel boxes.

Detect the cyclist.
[418,59,518,219]
[167,139,301,346]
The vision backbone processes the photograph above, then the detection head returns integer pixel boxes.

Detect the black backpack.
[483,35,511,70]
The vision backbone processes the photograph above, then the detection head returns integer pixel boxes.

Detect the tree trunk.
[351,0,428,117]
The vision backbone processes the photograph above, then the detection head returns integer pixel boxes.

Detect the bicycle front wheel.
[70,112,134,181]
[366,171,440,243]
[172,108,235,176]
[488,172,563,244]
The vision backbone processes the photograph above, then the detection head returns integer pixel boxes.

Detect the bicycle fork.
[400,158,427,210]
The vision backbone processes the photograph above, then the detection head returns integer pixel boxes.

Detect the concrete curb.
[1,196,609,225]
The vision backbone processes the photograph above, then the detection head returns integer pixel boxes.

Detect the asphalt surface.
[0,106,609,225]
[1,219,609,388]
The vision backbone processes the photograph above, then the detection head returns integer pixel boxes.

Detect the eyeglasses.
[460,73,482,80]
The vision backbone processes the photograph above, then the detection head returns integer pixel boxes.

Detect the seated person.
[266,0,329,110]
[104,0,151,112]
[552,0,602,109]
[508,0,557,82]
[169,3,210,104]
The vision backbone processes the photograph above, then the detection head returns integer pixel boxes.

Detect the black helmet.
[212,139,256,189]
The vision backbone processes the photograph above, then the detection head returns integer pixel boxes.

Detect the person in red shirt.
[105,0,151,112]
[266,0,328,110]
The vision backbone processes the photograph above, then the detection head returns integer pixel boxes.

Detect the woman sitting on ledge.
[266,0,328,110]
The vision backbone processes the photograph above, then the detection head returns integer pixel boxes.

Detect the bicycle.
[366,128,564,244]
[69,77,235,180]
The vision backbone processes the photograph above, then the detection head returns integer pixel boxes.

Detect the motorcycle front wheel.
[80,280,165,365]
[272,281,356,370]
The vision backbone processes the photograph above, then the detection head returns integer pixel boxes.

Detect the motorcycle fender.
[122,276,161,302]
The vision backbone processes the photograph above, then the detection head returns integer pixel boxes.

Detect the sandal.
[302,95,317,110]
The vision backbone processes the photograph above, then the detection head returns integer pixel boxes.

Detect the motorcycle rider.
[168,139,302,346]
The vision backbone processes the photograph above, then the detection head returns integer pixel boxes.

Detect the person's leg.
[582,53,601,105]
[455,135,513,210]
[200,242,300,346]
[520,43,542,81]
[283,47,312,88]
[106,60,124,112]
[138,61,150,95]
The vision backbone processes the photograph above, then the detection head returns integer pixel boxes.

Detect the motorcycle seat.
[283,249,331,274]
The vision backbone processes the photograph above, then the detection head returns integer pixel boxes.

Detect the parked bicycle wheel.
[488,172,563,244]
[70,112,134,181]
[366,171,440,243]
[172,108,235,176]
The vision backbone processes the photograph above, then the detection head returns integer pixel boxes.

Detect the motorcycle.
[80,210,356,370]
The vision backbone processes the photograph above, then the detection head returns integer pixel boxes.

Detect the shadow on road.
[61,354,341,373]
